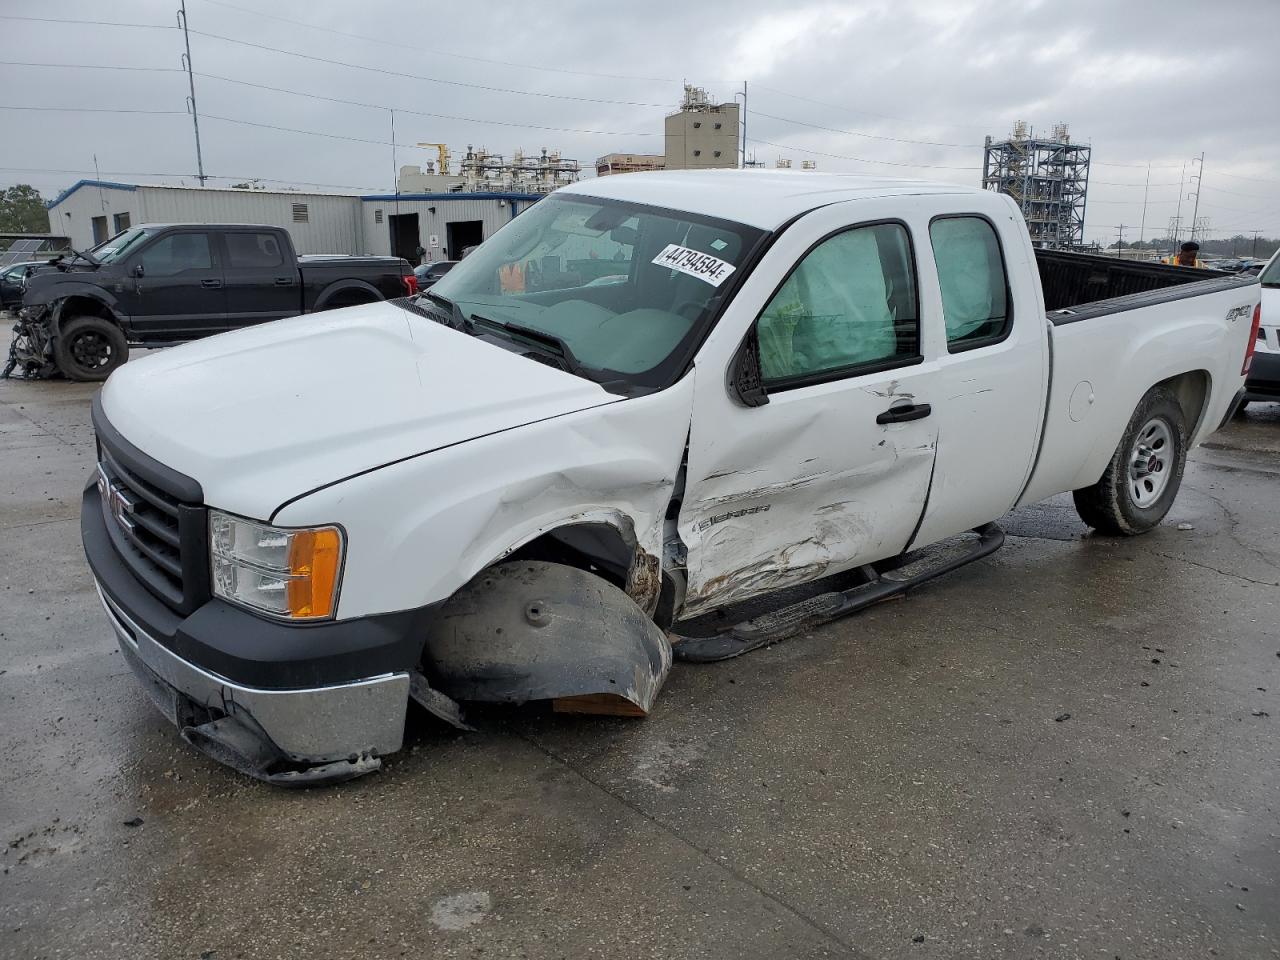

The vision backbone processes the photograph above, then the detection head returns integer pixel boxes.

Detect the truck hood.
[100,301,619,519]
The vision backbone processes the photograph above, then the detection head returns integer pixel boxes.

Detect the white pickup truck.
[82,172,1262,785]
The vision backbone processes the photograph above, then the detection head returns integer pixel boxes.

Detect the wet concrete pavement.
[1,371,1277,960]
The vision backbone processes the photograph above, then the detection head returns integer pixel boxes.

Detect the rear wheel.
[53,316,128,382]
[1072,386,1187,535]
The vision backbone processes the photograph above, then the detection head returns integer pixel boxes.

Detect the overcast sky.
[3,0,1279,246]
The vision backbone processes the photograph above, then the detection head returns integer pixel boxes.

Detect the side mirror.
[728,326,769,407]
[132,264,145,278]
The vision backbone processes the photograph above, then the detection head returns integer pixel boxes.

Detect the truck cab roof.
[561,170,988,230]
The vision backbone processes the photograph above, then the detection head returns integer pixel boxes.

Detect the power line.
[746,136,980,171]
[749,83,995,133]
[185,28,670,108]
[200,113,433,148]
[0,60,183,74]
[1214,170,1280,186]
[0,14,175,29]
[194,71,658,137]
[194,0,695,85]
[1091,178,1183,188]
[749,110,981,149]
[0,105,186,116]
[0,166,393,192]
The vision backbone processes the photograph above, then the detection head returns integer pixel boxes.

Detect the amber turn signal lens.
[286,527,343,619]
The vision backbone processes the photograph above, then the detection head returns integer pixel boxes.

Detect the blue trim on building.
[45,179,138,209]
[358,192,543,202]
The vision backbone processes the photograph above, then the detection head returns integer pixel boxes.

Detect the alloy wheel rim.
[1128,417,1173,508]
[72,332,110,368]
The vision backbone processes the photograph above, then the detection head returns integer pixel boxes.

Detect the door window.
[929,216,1010,350]
[225,232,285,268]
[137,233,214,277]
[757,222,919,386]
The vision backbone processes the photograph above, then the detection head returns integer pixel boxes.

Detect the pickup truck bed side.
[1019,275,1257,506]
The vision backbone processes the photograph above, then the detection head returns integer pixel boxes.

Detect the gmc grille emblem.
[97,465,137,534]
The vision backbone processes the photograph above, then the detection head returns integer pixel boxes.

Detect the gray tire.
[1072,386,1187,536]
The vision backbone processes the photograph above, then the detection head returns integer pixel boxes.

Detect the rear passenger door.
[219,230,300,329]
[678,208,939,617]
[906,207,1048,548]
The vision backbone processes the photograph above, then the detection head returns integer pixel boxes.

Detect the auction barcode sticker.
[651,244,736,287]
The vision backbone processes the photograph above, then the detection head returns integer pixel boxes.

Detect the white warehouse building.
[46,180,542,262]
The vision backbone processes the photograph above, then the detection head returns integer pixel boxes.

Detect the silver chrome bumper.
[96,581,410,768]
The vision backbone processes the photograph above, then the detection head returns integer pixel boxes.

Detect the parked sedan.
[0,261,43,311]
[413,260,457,291]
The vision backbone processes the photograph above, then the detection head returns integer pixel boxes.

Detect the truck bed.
[1036,249,1231,314]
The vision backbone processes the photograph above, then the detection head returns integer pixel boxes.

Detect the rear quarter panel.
[1018,283,1259,505]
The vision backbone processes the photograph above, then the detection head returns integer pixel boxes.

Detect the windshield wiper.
[416,290,476,333]
[56,248,99,269]
[472,314,590,379]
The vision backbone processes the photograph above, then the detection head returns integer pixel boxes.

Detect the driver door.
[677,211,938,618]
[122,229,226,340]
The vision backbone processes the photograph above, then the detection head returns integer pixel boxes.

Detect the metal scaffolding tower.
[982,121,1091,249]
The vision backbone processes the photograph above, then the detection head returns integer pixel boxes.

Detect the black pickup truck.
[13,223,415,380]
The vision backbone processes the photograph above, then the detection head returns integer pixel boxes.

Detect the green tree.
[0,184,48,234]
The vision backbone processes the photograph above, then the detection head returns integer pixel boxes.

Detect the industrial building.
[595,153,667,177]
[396,145,579,195]
[982,122,1091,249]
[596,84,741,176]
[665,85,740,170]
[45,180,541,263]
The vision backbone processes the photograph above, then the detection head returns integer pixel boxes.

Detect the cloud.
[1,0,1277,242]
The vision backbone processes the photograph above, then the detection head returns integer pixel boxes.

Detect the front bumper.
[97,580,409,785]
[1245,350,1280,402]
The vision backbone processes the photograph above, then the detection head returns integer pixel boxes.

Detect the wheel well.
[1156,369,1210,436]
[56,296,117,329]
[316,287,379,311]
[505,523,632,588]
[503,522,673,627]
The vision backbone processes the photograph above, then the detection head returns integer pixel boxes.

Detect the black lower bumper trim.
[1245,352,1280,402]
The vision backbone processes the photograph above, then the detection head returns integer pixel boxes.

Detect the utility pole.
[1172,160,1186,248]
[1251,230,1261,258]
[1137,163,1150,247]
[93,154,106,212]
[1115,224,1126,258]
[1189,152,1204,241]
[390,109,399,217]
[734,81,748,169]
[177,0,206,185]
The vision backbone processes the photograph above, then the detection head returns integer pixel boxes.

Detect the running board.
[671,523,1005,663]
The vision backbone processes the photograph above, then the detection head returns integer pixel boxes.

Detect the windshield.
[1260,253,1280,286]
[92,227,156,264]
[428,194,765,389]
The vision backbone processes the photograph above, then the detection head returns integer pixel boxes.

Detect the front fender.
[24,278,123,316]
[272,374,695,621]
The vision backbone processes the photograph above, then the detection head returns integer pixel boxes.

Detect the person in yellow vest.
[1164,241,1204,268]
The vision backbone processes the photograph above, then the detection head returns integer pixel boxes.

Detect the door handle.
[876,402,932,425]
[274,277,294,286]
[201,279,223,288]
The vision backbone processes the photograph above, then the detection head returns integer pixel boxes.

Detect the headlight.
[209,511,344,620]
